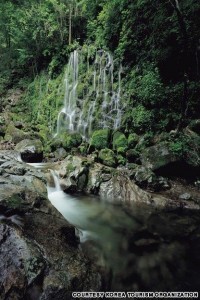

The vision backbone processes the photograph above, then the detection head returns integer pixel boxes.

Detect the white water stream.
[28,162,138,270]
[55,49,123,138]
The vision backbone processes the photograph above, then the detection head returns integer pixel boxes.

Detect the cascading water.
[55,48,123,138]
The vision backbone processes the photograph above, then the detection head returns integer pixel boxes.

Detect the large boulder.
[58,155,90,192]
[15,139,43,163]
[140,142,180,171]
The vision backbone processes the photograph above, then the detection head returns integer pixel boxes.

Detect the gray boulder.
[141,142,179,171]
[15,139,43,162]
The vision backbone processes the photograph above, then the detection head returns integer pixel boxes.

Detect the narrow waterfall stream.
[55,49,123,138]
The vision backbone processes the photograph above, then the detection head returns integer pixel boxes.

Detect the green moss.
[113,131,128,153]
[90,129,110,150]
[62,133,82,150]
[117,146,127,155]
[99,148,116,167]
[51,132,82,152]
[117,154,127,165]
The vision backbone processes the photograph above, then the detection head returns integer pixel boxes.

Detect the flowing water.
[55,49,123,138]
[28,163,200,291]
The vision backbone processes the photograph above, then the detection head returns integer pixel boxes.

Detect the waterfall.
[55,48,123,138]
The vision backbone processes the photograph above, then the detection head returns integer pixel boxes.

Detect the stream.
[28,162,200,292]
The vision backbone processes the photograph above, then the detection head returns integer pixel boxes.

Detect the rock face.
[0,151,104,299]
[15,139,43,163]
[54,155,200,210]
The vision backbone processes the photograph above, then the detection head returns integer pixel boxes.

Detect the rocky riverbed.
[1,147,200,298]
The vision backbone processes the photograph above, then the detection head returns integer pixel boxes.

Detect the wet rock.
[0,223,46,299]
[54,147,67,160]
[86,164,113,194]
[15,139,43,163]
[57,156,90,192]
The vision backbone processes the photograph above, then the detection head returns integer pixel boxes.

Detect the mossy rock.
[15,139,43,163]
[90,129,110,150]
[5,122,29,144]
[51,133,82,151]
[128,133,139,148]
[99,148,116,167]
[113,132,128,153]
[62,133,82,150]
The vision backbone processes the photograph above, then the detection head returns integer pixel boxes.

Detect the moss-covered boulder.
[62,133,82,150]
[5,122,29,144]
[15,139,43,162]
[99,148,116,167]
[113,132,128,153]
[141,142,180,171]
[51,133,82,152]
[90,129,110,150]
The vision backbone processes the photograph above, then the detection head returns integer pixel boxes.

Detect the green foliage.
[124,105,153,133]
[90,129,110,150]
[62,133,82,150]
[113,132,128,153]
[117,154,127,166]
